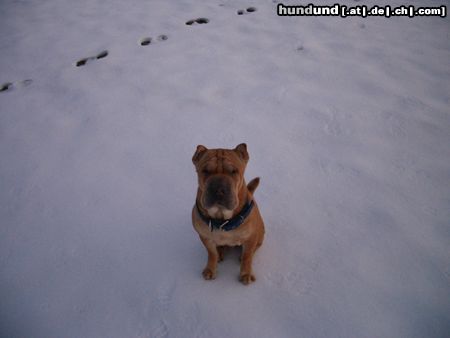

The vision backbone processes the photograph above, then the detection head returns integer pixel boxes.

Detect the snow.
[1,0,449,337]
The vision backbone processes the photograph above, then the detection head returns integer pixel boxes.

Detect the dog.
[191,143,265,285]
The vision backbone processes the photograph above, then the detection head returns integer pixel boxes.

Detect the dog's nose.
[216,188,225,197]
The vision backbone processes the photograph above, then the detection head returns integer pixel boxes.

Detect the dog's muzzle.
[203,175,236,210]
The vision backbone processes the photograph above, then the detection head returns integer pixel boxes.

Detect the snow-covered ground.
[1,0,449,337]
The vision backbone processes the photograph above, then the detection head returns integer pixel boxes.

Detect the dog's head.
[192,143,249,219]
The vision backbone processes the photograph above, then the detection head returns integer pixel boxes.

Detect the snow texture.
[1,0,449,337]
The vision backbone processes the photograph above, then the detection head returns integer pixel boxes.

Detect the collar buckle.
[219,220,229,231]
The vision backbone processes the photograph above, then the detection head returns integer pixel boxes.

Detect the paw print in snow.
[75,50,108,67]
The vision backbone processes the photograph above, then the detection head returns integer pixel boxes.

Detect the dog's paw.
[239,273,256,285]
[202,268,216,280]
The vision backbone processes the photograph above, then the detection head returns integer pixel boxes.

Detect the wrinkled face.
[193,144,249,219]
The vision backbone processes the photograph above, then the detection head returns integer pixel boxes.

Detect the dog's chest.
[210,229,243,246]
[195,222,250,246]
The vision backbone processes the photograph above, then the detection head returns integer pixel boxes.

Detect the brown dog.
[191,143,265,285]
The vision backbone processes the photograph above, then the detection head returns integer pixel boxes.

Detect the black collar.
[196,200,254,232]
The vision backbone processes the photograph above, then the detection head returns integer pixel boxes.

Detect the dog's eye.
[231,169,238,175]
[202,169,210,175]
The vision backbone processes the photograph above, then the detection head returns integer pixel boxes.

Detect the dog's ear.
[234,143,249,162]
[192,145,208,165]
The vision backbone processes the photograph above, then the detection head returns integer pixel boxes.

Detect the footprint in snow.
[75,50,108,67]
[185,18,209,25]
[140,34,168,46]
[237,7,257,15]
[155,280,176,313]
[0,79,33,93]
[0,82,13,93]
[151,320,169,338]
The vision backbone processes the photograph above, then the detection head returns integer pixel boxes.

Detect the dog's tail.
[247,177,260,195]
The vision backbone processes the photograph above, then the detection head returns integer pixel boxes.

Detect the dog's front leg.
[199,236,218,280]
[239,241,257,285]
